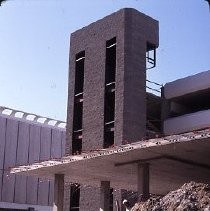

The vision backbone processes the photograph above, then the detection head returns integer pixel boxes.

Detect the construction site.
[0,7,210,211]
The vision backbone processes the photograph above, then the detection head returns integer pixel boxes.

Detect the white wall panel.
[48,129,63,205]
[40,127,52,161]
[0,170,3,201]
[2,173,16,202]
[16,122,30,165]
[26,176,39,205]
[15,122,30,203]
[61,131,66,156]
[0,114,65,206]
[2,119,18,202]
[0,117,6,201]
[14,175,27,203]
[38,127,52,206]
[51,129,62,159]
[0,117,6,170]
[26,124,41,205]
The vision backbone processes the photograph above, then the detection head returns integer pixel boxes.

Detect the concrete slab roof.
[11,129,210,195]
[164,70,210,99]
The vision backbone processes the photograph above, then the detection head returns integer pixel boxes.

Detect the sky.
[0,0,210,121]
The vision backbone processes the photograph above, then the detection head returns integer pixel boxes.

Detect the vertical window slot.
[105,37,116,84]
[70,184,80,211]
[75,51,85,95]
[104,37,116,149]
[72,132,82,155]
[104,129,114,149]
[72,51,85,155]
[73,101,83,131]
[104,91,115,123]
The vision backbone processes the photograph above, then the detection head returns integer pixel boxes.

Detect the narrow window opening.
[105,37,116,84]
[72,51,85,155]
[104,38,116,149]
[75,93,83,103]
[72,131,82,155]
[75,51,85,95]
[73,102,83,131]
[104,91,115,123]
[104,125,114,148]
[104,131,114,148]
[106,82,115,93]
[70,184,80,211]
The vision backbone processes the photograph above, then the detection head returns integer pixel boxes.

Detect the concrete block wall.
[116,9,159,145]
[66,8,125,154]
[67,7,159,152]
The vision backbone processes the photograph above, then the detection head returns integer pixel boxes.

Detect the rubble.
[131,182,210,211]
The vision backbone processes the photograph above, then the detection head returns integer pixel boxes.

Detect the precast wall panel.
[0,170,3,201]
[38,127,52,206]
[2,118,19,202]
[14,122,30,203]
[0,117,6,170]
[0,117,6,201]
[26,124,41,205]
[0,114,65,207]
[51,129,62,159]
[49,129,63,205]
[61,131,66,156]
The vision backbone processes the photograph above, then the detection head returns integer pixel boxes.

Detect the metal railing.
[146,79,162,95]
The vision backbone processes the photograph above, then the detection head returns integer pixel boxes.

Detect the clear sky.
[0,0,210,121]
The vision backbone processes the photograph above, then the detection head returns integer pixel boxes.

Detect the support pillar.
[137,163,150,202]
[100,181,110,211]
[53,174,64,211]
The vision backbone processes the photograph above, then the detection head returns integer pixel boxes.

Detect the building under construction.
[1,7,210,211]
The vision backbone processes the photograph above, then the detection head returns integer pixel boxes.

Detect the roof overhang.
[11,129,210,195]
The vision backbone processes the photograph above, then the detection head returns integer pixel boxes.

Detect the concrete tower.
[66,8,159,211]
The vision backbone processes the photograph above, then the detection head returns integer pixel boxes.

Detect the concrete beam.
[53,174,64,211]
[137,163,150,201]
[100,181,110,211]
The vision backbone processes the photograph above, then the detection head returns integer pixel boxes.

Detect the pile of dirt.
[131,182,210,211]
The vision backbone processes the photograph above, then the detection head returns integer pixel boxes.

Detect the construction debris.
[131,181,210,211]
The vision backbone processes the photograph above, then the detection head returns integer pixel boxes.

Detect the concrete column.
[137,163,150,202]
[53,174,64,211]
[113,189,126,211]
[100,181,110,211]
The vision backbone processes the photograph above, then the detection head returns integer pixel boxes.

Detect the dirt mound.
[131,182,210,211]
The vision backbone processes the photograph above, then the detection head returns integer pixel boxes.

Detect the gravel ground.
[131,182,210,211]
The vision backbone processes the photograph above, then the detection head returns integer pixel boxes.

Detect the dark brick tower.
[66,8,159,211]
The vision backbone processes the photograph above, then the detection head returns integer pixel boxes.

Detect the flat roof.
[164,70,210,99]
[11,129,210,195]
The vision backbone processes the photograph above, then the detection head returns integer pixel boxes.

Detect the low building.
[0,107,66,210]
